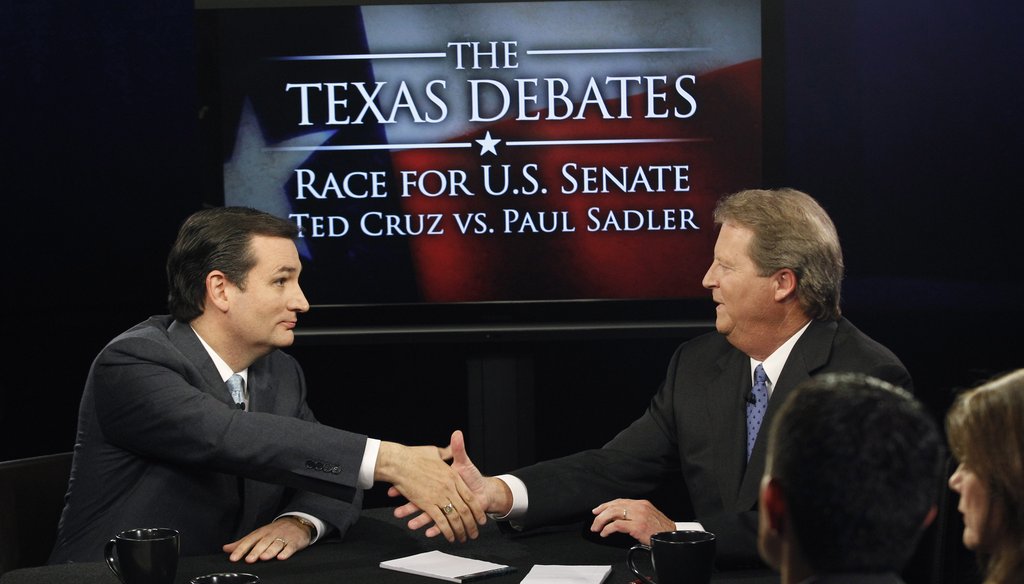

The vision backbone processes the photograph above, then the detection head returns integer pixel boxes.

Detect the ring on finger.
[622,508,628,520]
[441,502,456,516]
[274,537,288,545]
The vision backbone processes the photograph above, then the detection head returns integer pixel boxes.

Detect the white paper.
[519,565,612,584]
[380,550,513,582]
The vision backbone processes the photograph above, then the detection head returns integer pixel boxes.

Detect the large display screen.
[195,0,768,334]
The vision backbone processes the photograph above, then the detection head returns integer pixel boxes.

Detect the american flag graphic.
[210,0,762,305]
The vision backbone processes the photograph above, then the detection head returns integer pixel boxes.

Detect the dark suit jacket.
[508,318,912,567]
[49,316,365,563]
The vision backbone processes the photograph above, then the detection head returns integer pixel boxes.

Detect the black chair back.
[0,452,73,576]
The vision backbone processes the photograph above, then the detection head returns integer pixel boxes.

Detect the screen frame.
[194,0,781,341]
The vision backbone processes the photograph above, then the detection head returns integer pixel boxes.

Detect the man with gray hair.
[402,188,912,567]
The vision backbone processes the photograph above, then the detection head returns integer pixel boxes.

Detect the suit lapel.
[167,319,231,403]
[246,358,277,414]
[708,348,752,509]
[167,320,254,532]
[734,319,839,509]
[237,357,279,533]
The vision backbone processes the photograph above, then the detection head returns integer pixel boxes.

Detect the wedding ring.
[622,509,628,520]
[274,537,288,545]
[441,502,456,516]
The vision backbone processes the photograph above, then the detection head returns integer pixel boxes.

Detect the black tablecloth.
[3,508,777,584]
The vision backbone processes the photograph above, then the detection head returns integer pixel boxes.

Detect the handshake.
[377,430,514,543]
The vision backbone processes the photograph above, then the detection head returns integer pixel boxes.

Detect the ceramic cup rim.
[189,572,261,584]
[115,527,180,542]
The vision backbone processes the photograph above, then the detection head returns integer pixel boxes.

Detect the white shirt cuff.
[491,474,529,520]
[358,438,381,490]
[674,521,706,532]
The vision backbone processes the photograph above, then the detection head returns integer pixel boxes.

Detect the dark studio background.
[2,1,1022,581]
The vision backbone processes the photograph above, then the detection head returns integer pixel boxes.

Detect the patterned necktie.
[746,364,769,461]
[226,374,245,410]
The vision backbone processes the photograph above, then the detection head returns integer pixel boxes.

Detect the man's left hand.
[591,498,675,545]
[223,516,313,563]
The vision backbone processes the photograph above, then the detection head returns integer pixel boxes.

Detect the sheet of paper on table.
[380,550,516,583]
[520,565,612,584]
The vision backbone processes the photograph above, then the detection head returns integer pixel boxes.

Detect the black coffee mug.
[627,530,716,584]
[190,573,261,584]
[104,527,180,584]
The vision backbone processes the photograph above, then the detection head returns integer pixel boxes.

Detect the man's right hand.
[374,438,486,543]
[390,430,514,537]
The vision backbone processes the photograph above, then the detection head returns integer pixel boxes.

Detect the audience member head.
[758,372,944,583]
[712,188,843,321]
[166,206,301,323]
[946,368,1024,584]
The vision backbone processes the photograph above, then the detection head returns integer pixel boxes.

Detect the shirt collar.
[750,320,812,398]
[190,326,248,385]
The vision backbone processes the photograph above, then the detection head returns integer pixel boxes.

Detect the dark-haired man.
[757,372,944,584]
[50,206,484,565]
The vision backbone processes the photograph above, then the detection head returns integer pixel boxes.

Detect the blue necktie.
[226,374,245,410]
[746,364,769,461]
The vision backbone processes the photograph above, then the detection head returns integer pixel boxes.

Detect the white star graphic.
[475,131,501,156]
[223,99,336,258]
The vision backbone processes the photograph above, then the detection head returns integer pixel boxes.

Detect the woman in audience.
[945,368,1024,584]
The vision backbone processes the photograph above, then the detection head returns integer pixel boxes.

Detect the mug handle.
[627,544,657,584]
[104,538,125,583]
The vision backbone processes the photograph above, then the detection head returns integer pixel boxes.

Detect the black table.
[2,508,777,584]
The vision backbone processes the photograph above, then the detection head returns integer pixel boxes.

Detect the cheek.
[962,482,991,535]
[718,278,741,303]
[967,479,987,508]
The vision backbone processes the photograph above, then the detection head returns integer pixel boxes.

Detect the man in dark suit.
[396,188,912,567]
[757,373,944,584]
[49,206,484,565]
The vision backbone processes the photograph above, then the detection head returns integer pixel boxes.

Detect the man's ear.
[772,268,798,302]
[206,270,231,313]
[757,475,787,571]
[761,476,788,534]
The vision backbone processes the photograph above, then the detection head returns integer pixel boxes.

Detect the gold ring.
[441,502,456,516]
[274,537,288,545]
[622,508,628,520]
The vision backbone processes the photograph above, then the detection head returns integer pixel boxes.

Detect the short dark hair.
[166,206,300,322]
[765,372,944,573]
